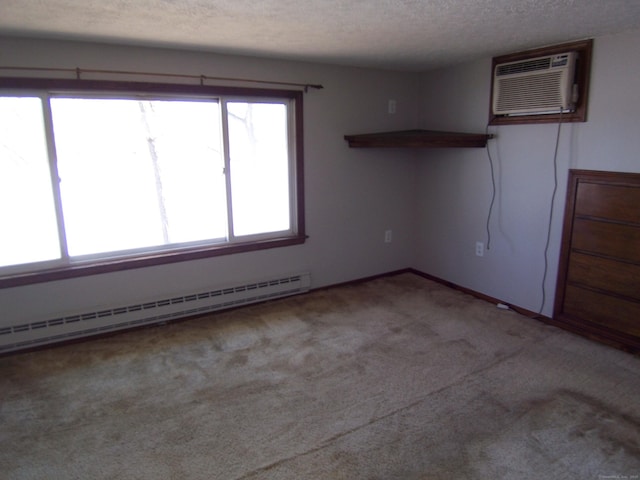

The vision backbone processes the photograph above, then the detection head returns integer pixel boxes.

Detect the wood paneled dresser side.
[554,169,640,352]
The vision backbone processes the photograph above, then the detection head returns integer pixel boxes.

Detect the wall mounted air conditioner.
[492,52,577,116]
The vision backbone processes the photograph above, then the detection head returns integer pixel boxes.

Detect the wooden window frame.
[0,78,306,288]
[489,39,593,126]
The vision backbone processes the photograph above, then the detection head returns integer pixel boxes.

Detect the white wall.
[415,28,640,316]
[0,37,420,325]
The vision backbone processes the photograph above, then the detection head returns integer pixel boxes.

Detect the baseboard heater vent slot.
[1,273,311,354]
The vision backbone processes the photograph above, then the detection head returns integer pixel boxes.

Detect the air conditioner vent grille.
[496,57,551,76]
[492,51,576,115]
[495,71,565,112]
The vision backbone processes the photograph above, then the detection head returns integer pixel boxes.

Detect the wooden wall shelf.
[344,129,493,148]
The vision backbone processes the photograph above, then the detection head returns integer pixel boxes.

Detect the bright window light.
[0,97,60,267]
[228,101,291,236]
[51,98,226,256]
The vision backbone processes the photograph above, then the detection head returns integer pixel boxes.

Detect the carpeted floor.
[1,273,639,479]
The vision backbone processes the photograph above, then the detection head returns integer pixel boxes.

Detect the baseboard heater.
[0,273,311,354]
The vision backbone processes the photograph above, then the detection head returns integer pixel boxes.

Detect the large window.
[0,79,304,286]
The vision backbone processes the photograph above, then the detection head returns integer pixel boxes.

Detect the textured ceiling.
[1,0,640,71]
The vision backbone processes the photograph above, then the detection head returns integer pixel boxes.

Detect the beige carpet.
[1,273,639,479]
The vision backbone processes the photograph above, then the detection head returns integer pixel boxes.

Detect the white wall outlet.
[475,241,484,257]
[388,99,397,114]
[385,230,393,243]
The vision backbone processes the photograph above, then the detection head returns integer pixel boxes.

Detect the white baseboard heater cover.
[0,273,311,354]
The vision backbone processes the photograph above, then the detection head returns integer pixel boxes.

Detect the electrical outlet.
[475,241,484,257]
[385,230,393,243]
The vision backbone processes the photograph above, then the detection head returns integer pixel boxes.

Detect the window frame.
[0,78,306,288]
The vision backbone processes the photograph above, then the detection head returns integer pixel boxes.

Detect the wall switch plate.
[475,241,484,257]
[385,230,393,243]
[388,100,397,114]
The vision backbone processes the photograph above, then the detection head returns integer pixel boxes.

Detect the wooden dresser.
[554,169,640,352]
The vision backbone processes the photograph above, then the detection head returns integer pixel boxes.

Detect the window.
[0,79,305,286]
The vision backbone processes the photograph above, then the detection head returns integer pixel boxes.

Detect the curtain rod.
[0,66,324,92]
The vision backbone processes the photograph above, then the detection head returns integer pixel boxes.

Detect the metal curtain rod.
[0,66,324,92]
